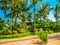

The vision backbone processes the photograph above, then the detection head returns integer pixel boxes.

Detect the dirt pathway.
[0,33,60,45]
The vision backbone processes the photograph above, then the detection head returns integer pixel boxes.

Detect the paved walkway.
[0,33,60,45]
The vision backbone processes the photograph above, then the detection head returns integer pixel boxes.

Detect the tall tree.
[18,0,31,30]
[39,2,50,22]
[54,4,60,22]
[30,0,42,32]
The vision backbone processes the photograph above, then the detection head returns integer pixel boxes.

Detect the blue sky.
[0,0,60,22]
[0,10,4,19]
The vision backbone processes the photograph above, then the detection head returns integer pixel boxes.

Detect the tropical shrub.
[13,30,18,34]
[2,26,9,35]
[17,29,25,33]
[7,30,12,35]
[0,31,2,35]
[48,29,54,34]
[38,28,48,44]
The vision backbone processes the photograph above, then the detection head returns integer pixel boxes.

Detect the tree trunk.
[23,12,27,30]
[33,2,36,33]
[15,12,18,26]
[10,13,13,33]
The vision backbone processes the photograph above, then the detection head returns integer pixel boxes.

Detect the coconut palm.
[18,0,32,30]
[39,2,50,22]
[54,4,60,22]
[53,4,60,30]
[37,2,50,31]
[30,0,42,32]
[5,0,21,32]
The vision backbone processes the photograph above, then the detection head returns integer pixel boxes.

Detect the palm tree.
[54,4,60,22]
[18,0,31,30]
[6,0,16,33]
[53,4,60,30]
[38,2,50,31]
[11,0,21,30]
[30,0,42,32]
[39,2,50,22]
[5,0,21,32]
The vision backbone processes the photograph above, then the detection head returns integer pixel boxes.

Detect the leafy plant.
[2,26,9,35]
[48,29,54,34]
[38,28,48,45]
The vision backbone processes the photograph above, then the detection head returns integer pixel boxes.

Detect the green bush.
[48,29,54,34]
[0,31,2,35]
[17,29,26,33]
[2,26,9,35]
[45,28,53,34]
[7,30,12,35]
[38,28,48,44]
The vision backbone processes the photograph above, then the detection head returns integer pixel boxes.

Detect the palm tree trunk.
[15,12,18,26]
[3,0,7,23]
[10,13,13,33]
[23,12,27,30]
[4,8,6,23]
[33,0,36,33]
[10,0,14,33]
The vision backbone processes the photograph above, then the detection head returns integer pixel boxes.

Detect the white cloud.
[48,12,56,22]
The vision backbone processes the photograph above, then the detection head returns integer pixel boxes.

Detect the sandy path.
[0,33,60,45]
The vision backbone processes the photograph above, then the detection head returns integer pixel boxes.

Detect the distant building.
[26,21,32,26]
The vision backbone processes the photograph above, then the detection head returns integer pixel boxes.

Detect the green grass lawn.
[0,32,34,39]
